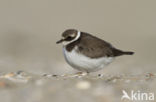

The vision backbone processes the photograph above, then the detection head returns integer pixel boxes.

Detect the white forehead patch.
[62,31,81,46]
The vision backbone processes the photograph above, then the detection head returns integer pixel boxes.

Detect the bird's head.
[56,29,81,45]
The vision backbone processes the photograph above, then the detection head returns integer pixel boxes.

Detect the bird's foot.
[62,72,88,78]
[75,72,88,77]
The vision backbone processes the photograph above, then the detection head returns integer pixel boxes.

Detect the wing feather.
[77,33,114,58]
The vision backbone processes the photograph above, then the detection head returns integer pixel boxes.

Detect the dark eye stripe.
[65,36,74,41]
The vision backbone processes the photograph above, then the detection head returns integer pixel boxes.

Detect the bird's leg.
[67,72,88,78]
[61,72,88,78]
[76,72,88,76]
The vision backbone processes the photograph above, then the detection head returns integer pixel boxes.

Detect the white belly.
[63,47,114,72]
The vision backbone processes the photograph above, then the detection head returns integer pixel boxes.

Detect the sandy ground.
[0,71,156,102]
[0,0,156,102]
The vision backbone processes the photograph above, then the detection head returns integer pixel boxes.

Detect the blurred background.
[0,0,156,102]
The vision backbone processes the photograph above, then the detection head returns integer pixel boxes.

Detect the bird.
[56,29,134,73]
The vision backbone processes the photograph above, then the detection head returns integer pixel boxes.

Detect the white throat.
[63,31,81,46]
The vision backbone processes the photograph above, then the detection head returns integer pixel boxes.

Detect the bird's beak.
[56,39,64,44]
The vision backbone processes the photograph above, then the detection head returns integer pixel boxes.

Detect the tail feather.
[112,48,134,57]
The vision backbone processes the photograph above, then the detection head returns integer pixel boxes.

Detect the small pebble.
[98,74,102,77]
[52,74,58,77]
[76,80,91,90]
[17,70,24,75]
[4,73,15,78]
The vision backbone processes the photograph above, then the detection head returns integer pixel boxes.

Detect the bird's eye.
[65,36,73,41]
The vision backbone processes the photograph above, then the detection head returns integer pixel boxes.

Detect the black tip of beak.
[56,39,64,44]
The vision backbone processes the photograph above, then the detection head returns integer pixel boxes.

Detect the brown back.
[66,32,114,58]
